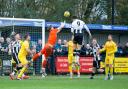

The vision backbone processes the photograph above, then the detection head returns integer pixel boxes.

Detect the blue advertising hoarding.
[0,18,128,31]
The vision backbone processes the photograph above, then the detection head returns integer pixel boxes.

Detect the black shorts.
[73,33,83,45]
[93,60,101,69]
[12,53,20,64]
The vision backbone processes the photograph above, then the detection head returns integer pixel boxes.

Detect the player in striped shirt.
[90,38,103,79]
[9,33,29,80]
[9,33,23,80]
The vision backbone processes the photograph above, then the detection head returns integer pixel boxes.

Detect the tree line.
[0,0,127,25]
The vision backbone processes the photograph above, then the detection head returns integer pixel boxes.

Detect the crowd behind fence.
[0,36,128,75]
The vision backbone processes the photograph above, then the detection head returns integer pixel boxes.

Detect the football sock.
[91,72,95,77]
[105,66,109,76]
[18,66,27,78]
[42,59,47,68]
[110,67,113,76]
[69,64,72,73]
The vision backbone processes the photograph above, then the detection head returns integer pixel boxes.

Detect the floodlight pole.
[112,0,115,25]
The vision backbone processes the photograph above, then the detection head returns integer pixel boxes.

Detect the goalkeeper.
[33,22,65,77]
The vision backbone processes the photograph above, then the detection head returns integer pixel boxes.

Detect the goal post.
[0,17,45,75]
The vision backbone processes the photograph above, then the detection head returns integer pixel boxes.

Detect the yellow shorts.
[105,56,114,65]
[68,54,74,64]
[18,55,28,65]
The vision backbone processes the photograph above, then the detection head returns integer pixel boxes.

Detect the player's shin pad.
[33,53,40,61]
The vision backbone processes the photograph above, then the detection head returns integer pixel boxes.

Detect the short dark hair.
[72,16,77,19]
[24,34,30,39]
[47,25,52,31]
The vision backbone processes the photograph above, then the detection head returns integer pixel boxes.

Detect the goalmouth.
[0,17,45,75]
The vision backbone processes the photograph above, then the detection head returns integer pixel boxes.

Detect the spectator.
[31,45,36,54]
[116,43,123,57]
[100,44,106,62]
[85,44,93,56]
[6,37,12,55]
[0,37,5,59]
[0,37,11,61]
[123,42,128,56]
[54,39,62,56]
[0,37,8,52]
[62,40,68,55]
[81,44,87,56]
[6,37,11,44]
[34,39,42,74]
[0,37,3,49]
[36,39,42,53]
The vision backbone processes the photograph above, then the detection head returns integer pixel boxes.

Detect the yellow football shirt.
[100,40,117,64]
[18,40,29,57]
[100,40,117,56]
[20,40,23,46]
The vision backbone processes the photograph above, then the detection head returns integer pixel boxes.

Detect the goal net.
[0,17,45,75]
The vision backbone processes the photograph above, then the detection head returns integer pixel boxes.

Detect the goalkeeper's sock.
[33,53,40,61]
[41,59,47,77]
[42,68,45,73]
[42,59,47,68]
[18,66,27,78]
[110,67,113,76]
[105,66,109,76]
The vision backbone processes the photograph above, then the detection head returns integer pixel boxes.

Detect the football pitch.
[0,75,127,89]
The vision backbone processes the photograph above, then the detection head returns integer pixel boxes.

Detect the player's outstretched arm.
[57,21,65,33]
[84,24,92,39]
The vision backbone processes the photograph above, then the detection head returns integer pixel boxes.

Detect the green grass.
[0,75,127,89]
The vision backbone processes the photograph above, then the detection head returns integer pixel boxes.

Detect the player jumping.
[33,22,65,77]
[98,35,117,80]
[71,16,92,77]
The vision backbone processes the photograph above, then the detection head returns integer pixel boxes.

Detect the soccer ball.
[64,11,70,17]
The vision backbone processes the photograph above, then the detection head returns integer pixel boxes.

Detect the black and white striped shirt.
[11,41,21,54]
[71,19,89,34]
[92,43,101,61]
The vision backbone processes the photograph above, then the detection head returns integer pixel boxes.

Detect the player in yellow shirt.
[68,40,80,78]
[98,35,117,80]
[17,34,32,80]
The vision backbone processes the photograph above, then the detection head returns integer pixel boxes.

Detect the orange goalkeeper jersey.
[48,28,58,46]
